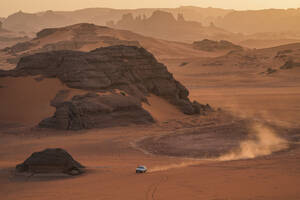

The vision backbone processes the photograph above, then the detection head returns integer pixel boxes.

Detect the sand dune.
[142,95,186,122]
[0,23,221,71]
[0,77,86,125]
[0,112,300,199]
[1,8,300,200]
[7,23,214,64]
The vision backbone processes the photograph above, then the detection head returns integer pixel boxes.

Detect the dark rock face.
[280,60,300,70]
[10,45,200,115]
[40,92,154,130]
[264,68,277,74]
[193,39,243,52]
[1,45,211,129]
[36,28,61,39]
[16,148,84,175]
[192,101,214,115]
[4,41,37,54]
[0,69,13,77]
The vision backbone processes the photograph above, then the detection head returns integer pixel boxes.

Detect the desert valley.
[0,2,300,200]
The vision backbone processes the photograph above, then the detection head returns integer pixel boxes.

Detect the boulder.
[16,148,84,175]
[192,101,214,114]
[193,39,243,52]
[280,60,300,70]
[39,92,154,130]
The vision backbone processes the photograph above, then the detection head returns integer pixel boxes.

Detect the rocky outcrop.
[1,45,211,129]
[40,37,140,52]
[16,148,85,175]
[5,24,141,55]
[0,69,12,77]
[110,11,234,43]
[4,41,36,54]
[280,60,300,70]
[193,39,243,52]
[36,28,60,39]
[0,23,207,71]
[9,45,202,114]
[40,92,154,130]
[192,101,213,114]
[36,24,141,51]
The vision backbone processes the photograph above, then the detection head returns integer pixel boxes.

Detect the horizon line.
[1,5,300,18]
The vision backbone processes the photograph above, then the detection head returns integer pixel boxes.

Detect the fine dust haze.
[149,122,289,173]
[148,160,205,173]
[1,0,300,17]
[1,0,300,199]
[219,124,289,161]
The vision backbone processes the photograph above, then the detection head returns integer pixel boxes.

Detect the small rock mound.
[16,148,84,175]
[280,60,300,70]
[193,39,243,52]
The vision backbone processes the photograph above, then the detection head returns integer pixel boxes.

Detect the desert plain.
[0,6,300,200]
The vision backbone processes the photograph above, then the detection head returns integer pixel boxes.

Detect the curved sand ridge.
[0,76,86,125]
[137,120,290,162]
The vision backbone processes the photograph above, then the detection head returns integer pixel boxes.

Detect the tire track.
[146,175,168,200]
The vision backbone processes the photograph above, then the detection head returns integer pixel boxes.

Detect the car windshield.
[137,166,145,169]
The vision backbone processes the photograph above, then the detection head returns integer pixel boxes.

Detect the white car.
[136,166,147,173]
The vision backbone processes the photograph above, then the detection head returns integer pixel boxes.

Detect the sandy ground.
[0,77,86,125]
[1,41,300,200]
[0,115,300,200]
[1,84,300,199]
[142,95,186,122]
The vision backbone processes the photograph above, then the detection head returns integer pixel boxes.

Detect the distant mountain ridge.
[215,8,300,34]
[0,23,207,70]
[0,19,29,50]
[2,7,300,35]
[1,7,300,49]
[109,10,234,43]
[2,7,232,34]
[2,10,74,34]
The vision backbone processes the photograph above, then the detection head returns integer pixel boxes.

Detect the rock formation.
[40,92,154,130]
[1,23,203,71]
[5,24,141,56]
[110,10,234,43]
[16,148,85,175]
[12,46,201,113]
[2,7,232,34]
[280,60,300,70]
[1,45,211,129]
[193,39,243,52]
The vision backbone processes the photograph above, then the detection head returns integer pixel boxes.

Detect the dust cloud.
[148,124,289,173]
[148,160,209,173]
[219,124,289,161]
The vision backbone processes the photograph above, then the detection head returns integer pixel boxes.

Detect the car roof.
[137,166,146,168]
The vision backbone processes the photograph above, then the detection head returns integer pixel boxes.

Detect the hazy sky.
[1,0,300,17]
